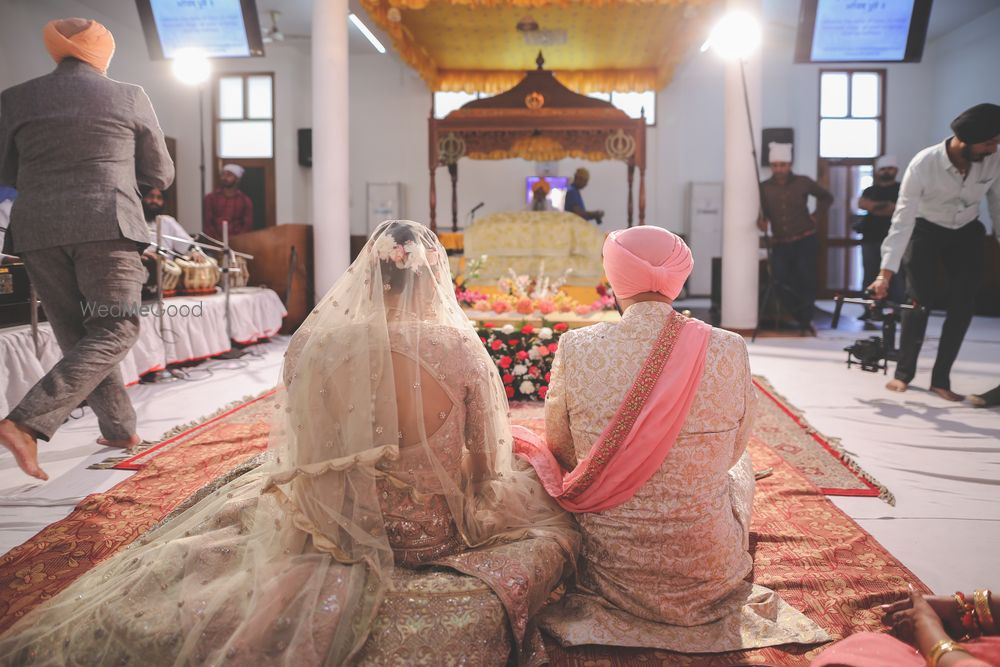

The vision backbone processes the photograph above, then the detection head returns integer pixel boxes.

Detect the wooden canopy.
[428,54,647,232]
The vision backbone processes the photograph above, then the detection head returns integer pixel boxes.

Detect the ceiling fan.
[262,10,309,43]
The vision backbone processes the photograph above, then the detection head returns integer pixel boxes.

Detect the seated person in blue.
[565,168,604,224]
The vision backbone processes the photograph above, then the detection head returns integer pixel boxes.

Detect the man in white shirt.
[141,185,192,255]
[869,103,1000,401]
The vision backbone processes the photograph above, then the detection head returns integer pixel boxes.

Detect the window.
[216,74,274,158]
[434,90,656,125]
[818,70,884,159]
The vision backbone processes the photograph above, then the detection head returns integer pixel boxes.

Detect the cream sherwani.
[540,302,828,651]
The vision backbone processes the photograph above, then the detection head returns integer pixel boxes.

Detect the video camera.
[831,292,926,373]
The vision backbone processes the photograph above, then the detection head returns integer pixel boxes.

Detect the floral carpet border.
[87,389,277,470]
[752,376,895,505]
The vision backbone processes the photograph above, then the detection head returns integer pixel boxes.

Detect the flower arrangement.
[477,321,569,400]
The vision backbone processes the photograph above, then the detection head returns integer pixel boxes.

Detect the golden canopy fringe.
[357,0,717,94]
[388,0,708,9]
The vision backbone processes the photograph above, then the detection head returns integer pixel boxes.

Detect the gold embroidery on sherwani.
[562,311,684,501]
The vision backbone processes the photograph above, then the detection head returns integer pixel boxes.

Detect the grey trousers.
[6,240,144,441]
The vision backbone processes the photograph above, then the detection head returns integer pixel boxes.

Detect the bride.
[0,220,580,665]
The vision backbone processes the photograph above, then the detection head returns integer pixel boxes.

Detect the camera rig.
[831,293,926,373]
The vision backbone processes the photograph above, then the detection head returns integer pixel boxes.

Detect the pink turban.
[602,226,693,300]
[43,18,115,74]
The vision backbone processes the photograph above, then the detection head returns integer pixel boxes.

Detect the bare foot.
[886,379,908,393]
[0,419,48,481]
[929,387,964,402]
[97,434,142,448]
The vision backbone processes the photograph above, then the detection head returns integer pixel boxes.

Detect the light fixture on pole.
[704,10,781,340]
[171,48,211,208]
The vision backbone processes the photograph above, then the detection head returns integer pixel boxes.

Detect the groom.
[515,226,825,651]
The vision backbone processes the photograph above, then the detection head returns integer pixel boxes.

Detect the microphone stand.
[148,217,182,383]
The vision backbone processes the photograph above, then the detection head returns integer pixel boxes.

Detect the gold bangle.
[974,589,997,634]
[926,639,969,667]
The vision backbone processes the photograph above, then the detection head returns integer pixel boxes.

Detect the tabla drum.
[141,255,183,299]
[218,254,250,289]
[176,249,221,295]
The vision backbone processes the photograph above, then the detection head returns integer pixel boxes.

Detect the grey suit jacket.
[0,59,174,254]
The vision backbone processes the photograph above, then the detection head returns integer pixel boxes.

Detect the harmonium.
[0,261,43,327]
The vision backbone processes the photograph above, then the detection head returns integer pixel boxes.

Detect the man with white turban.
[514,226,827,652]
[203,163,254,239]
[758,142,834,335]
[0,18,173,480]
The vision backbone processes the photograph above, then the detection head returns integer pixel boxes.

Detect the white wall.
[0,0,313,233]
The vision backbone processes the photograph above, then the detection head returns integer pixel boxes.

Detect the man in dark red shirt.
[203,163,254,239]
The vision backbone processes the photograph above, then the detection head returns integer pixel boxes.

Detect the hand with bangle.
[881,586,997,666]
[867,269,894,300]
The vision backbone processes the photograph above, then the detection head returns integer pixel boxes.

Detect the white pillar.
[720,0,762,330]
[312,0,351,297]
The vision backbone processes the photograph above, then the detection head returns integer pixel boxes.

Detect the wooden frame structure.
[428,54,647,232]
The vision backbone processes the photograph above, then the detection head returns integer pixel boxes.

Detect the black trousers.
[894,218,985,389]
[770,234,818,327]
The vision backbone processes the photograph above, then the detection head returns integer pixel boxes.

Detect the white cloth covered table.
[0,287,286,416]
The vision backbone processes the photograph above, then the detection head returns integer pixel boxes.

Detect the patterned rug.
[1,387,919,661]
[511,376,893,505]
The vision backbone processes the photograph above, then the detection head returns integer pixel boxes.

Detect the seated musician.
[141,185,192,256]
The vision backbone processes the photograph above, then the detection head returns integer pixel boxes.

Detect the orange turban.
[43,18,116,74]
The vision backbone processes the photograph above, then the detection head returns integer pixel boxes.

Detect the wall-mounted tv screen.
[135,0,265,60]
[794,0,933,63]
[525,177,570,211]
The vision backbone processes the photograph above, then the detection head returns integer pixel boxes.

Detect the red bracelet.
[955,592,980,639]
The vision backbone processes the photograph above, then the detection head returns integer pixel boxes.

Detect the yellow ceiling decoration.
[358,0,719,93]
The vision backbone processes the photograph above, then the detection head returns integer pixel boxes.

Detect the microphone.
[470,202,484,214]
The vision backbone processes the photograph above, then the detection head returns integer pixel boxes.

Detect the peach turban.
[602,226,693,300]
[43,18,115,74]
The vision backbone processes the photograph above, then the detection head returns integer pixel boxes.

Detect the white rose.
[519,380,536,394]
[527,348,541,360]
[538,327,553,340]
[513,364,528,376]
[501,324,515,335]
[372,235,396,260]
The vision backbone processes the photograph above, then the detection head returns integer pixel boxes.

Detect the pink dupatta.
[513,311,712,513]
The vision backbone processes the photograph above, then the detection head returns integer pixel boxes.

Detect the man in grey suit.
[0,18,173,480]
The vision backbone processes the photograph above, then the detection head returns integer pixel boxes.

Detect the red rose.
[515,350,529,361]
[544,371,551,383]
[521,325,535,334]
[498,356,513,369]
[502,373,514,384]
[538,385,548,399]
[547,343,559,353]
[490,339,503,351]
[553,323,568,333]
[505,385,515,398]
[528,366,540,377]
[508,339,519,346]
[483,322,495,329]
[479,336,487,343]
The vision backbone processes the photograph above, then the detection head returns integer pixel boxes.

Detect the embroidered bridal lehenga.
[0,221,579,666]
